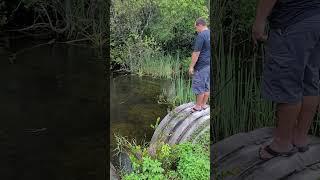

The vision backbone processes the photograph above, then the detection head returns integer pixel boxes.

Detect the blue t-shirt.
[193,29,210,71]
[268,0,320,29]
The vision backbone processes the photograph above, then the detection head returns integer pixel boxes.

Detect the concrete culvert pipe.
[212,127,320,180]
[150,102,210,145]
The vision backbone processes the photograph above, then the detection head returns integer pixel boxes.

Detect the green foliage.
[124,156,166,180]
[110,0,156,43]
[150,0,209,54]
[193,127,210,151]
[110,0,158,67]
[116,135,209,180]
[166,170,180,180]
[111,33,160,72]
[175,143,210,180]
[110,0,209,72]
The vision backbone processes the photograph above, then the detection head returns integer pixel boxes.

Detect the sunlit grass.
[136,54,180,79]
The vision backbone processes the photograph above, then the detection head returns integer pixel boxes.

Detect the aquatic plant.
[137,54,180,79]
[158,73,195,107]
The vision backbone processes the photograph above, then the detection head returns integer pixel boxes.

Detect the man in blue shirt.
[189,18,210,112]
[252,0,320,160]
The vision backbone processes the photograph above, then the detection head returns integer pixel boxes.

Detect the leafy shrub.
[175,142,210,180]
[124,156,166,180]
[149,0,209,55]
[110,0,209,69]
[116,136,210,180]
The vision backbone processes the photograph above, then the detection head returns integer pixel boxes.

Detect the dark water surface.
[110,75,170,165]
[0,36,106,180]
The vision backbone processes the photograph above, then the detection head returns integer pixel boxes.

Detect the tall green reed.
[136,54,180,79]
[214,26,320,141]
[213,28,275,141]
[158,73,195,107]
[118,32,182,79]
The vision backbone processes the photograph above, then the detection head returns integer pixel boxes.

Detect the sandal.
[191,106,202,113]
[259,145,297,161]
[293,144,309,153]
[202,105,210,110]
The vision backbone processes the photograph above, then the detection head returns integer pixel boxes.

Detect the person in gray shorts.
[189,18,210,112]
[252,0,320,160]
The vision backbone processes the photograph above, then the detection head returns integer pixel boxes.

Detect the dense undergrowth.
[114,130,210,180]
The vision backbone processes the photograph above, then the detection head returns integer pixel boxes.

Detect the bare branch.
[40,4,69,33]
[8,23,50,31]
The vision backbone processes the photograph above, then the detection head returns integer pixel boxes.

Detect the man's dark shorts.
[192,65,210,95]
[262,14,320,103]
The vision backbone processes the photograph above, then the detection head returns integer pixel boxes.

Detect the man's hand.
[189,67,194,76]
[252,0,278,47]
[190,52,200,76]
[252,19,268,47]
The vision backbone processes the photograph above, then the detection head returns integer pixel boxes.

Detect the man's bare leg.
[194,93,205,110]
[293,96,319,147]
[201,91,210,108]
[260,102,301,159]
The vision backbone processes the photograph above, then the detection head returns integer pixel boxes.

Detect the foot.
[259,144,297,161]
[293,144,310,152]
[202,104,209,110]
[293,130,309,152]
[191,105,202,112]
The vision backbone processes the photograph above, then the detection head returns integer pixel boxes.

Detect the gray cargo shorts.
[192,65,210,95]
[262,14,320,103]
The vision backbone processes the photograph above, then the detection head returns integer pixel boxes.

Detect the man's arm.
[190,52,200,69]
[190,33,204,75]
[255,0,278,22]
[189,52,200,75]
[252,0,278,45]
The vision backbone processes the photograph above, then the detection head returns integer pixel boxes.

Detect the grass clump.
[158,73,195,107]
[136,54,181,79]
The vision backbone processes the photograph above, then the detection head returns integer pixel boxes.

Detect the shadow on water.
[110,74,171,165]
[0,35,106,180]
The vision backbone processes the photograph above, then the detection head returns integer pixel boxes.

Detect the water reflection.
[0,36,106,180]
[110,74,171,165]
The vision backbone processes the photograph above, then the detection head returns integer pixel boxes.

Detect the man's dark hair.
[195,18,207,26]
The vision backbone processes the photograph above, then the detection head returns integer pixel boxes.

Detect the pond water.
[0,35,106,180]
[110,74,171,165]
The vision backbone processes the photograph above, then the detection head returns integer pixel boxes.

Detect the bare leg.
[201,91,210,107]
[260,102,301,159]
[293,96,319,147]
[194,93,205,109]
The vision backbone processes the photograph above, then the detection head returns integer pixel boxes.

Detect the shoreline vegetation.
[110,0,210,179]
